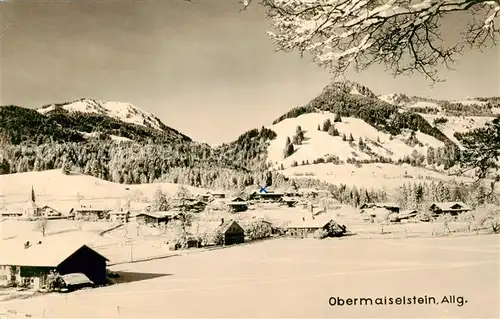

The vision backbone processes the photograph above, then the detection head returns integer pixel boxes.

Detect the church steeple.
[31,186,36,203]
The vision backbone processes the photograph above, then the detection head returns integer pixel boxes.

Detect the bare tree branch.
[244,0,499,83]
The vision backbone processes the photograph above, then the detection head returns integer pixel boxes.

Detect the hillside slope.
[273,81,455,148]
[267,112,444,168]
[0,169,209,213]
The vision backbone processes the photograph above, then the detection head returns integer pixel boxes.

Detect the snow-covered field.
[0,170,208,213]
[1,234,498,318]
[267,112,444,169]
[280,162,473,196]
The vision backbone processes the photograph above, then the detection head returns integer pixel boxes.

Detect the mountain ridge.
[1,80,499,191]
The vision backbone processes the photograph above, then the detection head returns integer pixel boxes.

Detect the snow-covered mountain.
[377,93,498,113]
[38,98,166,131]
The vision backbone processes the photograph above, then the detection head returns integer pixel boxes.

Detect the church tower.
[24,186,38,217]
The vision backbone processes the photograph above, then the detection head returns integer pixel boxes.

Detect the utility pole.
[129,241,133,262]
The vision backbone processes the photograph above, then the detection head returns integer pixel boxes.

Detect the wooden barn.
[0,240,108,290]
[218,219,245,245]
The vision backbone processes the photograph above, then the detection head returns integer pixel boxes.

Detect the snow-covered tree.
[322,118,332,132]
[35,218,48,237]
[150,188,170,211]
[245,0,499,83]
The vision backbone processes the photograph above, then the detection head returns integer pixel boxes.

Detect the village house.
[135,211,172,226]
[197,193,211,203]
[396,209,419,222]
[283,190,301,197]
[171,198,207,213]
[359,202,400,214]
[109,209,130,223]
[299,188,319,199]
[429,202,472,217]
[71,205,111,221]
[0,240,109,290]
[37,205,62,218]
[280,197,298,208]
[0,211,24,219]
[286,217,339,238]
[248,191,284,202]
[176,219,245,250]
[127,202,151,215]
[226,197,249,213]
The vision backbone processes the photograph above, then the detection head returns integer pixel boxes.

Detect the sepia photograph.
[0,0,499,318]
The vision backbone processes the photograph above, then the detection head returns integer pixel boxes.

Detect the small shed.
[218,220,245,245]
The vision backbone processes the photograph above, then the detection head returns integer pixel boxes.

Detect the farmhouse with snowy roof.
[286,217,346,238]
[226,197,248,213]
[0,239,108,290]
[429,202,471,216]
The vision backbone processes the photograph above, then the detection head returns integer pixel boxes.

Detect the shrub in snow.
[245,220,273,240]
[313,228,328,239]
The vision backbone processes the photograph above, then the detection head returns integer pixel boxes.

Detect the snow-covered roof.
[430,202,471,211]
[136,211,172,219]
[191,220,243,235]
[109,210,129,215]
[287,216,334,229]
[0,238,108,267]
[227,201,248,206]
[61,273,94,286]
[359,202,399,209]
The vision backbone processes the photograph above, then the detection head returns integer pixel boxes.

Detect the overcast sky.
[1,0,499,145]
